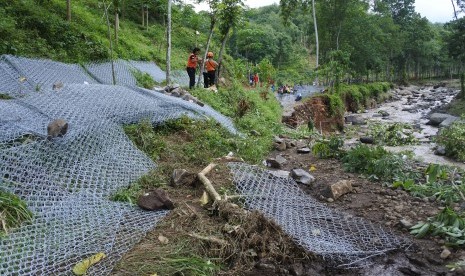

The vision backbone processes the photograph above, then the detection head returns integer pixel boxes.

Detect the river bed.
[348,85,465,169]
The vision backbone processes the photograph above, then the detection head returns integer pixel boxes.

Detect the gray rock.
[290,168,315,185]
[400,219,413,229]
[290,263,304,276]
[266,155,287,169]
[360,136,374,144]
[171,91,181,97]
[52,81,64,90]
[428,113,452,126]
[439,116,459,128]
[47,119,68,140]
[137,189,175,211]
[297,147,311,154]
[171,169,197,187]
[171,87,181,94]
[351,117,367,125]
[434,146,446,156]
[274,142,287,151]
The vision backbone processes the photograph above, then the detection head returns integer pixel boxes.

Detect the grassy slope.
[0,0,204,68]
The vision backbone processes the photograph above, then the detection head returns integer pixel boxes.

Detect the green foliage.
[0,189,33,237]
[369,122,419,146]
[436,119,465,161]
[312,136,344,159]
[110,183,141,205]
[410,207,465,247]
[0,93,13,100]
[393,164,465,204]
[132,70,156,89]
[342,144,407,182]
[124,119,166,160]
[326,93,345,117]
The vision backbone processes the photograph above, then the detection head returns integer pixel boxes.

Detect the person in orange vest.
[186,47,202,89]
[204,51,218,88]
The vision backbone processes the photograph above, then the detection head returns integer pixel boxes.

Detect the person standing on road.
[186,47,202,89]
[204,51,218,88]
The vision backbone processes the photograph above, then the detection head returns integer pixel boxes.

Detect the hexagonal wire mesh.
[0,55,235,275]
[227,162,412,268]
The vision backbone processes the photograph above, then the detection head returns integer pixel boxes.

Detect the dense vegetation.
[2,0,465,87]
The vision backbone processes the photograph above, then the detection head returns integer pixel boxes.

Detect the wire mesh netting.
[227,162,411,268]
[0,55,236,275]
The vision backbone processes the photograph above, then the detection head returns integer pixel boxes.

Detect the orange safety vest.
[186,53,198,68]
[205,59,217,72]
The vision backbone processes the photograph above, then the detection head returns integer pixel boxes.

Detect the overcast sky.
[186,0,457,23]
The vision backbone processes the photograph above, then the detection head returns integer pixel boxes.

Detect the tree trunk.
[460,72,465,99]
[197,22,215,87]
[451,0,459,20]
[115,12,119,46]
[312,0,319,68]
[146,8,149,30]
[103,1,116,85]
[215,28,230,86]
[66,0,71,22]
[142,6,145,27]
[166,0,172,85]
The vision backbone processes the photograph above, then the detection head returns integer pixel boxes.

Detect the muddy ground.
[113,82,465,276]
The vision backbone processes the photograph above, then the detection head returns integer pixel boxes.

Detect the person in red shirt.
[253,73,259,87]
[186,47,202,89]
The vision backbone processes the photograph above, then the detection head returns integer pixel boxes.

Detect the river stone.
[360,136,374,144]
[434,146,446,156]
[428,113,452,126]
[290,169,315,185]
[266,155,287,169]
[439,116,459,128]
[351,117,367,125]
[274,142,287,151]
[297,147,311,154]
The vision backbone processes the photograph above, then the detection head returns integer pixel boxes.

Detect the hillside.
[0,0,211,68]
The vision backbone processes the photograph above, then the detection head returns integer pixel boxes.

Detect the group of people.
[186,47,218,90]
[277,84,295,94]
[249,73,260,87]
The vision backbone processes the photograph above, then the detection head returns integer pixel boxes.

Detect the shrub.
[436,120,465,161]
[342,144,406,182]
[133,70,156,89]
[312,136,344,159]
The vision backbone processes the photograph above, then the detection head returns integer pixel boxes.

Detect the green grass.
[447,99,465,117]
[0,0,209,67]
[0,189,33,237]
[0,93,13,100]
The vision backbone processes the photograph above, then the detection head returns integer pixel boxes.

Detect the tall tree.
[281,0,319,68]
[196,0,220,87]
[113,0,120,45]
[166,0,172,84]
[215,0,244,85]
[66,0,71,21]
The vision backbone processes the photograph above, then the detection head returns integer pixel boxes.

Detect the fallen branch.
[188,232,230,246]
[198,163,222,202]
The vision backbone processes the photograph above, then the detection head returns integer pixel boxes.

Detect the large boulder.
[428,113,452,126]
